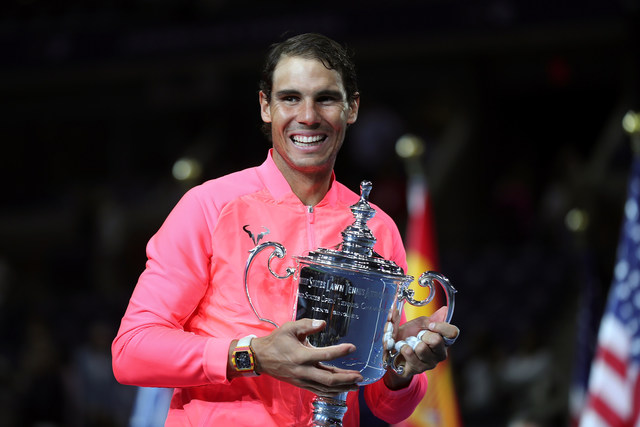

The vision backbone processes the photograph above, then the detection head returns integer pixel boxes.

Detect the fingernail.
[428,322,436,330]
[312,319,324,328]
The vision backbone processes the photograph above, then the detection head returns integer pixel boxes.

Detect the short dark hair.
[259,33,359,103]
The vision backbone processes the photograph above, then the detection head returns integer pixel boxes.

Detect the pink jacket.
[112,151,427,426]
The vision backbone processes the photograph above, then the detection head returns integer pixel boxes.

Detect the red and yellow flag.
[395,176,462,427]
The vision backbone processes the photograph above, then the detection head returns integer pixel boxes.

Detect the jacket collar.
[257,149,338,207]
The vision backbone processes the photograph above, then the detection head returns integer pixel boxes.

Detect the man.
[112,33,459,426]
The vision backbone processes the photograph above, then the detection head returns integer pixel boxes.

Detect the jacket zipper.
[291,205,317,323]
[306,205,316,250]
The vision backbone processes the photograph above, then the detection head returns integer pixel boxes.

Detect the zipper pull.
[306,205,315,223]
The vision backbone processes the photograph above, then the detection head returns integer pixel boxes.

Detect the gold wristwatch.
[231,334,259,376]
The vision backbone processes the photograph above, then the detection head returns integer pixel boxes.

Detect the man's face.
[260,56,359,178]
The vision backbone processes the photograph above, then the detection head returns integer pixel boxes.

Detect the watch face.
[235,351,253,370]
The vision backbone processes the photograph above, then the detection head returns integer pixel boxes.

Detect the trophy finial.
[340,180,377,256]
[360,180,372,203]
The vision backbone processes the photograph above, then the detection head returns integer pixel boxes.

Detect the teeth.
[292,135,324,144]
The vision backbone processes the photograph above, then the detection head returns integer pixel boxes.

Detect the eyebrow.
[316,89,345,100]
[274,89,345,100]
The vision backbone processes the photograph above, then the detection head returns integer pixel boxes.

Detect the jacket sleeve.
[111,188,232,387]
[363,373,428,423]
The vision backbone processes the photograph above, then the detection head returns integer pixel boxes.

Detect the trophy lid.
[297,181,409,279]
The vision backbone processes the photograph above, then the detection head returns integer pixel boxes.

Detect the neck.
[289,173,332,206]
[272,156,333,206]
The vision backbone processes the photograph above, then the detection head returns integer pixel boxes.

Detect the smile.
[291,134,326,146]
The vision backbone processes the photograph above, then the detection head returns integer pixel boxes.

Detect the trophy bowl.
[244,181,456,426]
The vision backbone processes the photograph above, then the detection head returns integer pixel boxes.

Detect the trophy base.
[311,392,348,426]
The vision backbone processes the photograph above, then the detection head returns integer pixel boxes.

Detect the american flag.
[579,155,640,426]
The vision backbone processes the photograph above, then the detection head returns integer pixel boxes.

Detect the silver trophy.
[244,181,456,426]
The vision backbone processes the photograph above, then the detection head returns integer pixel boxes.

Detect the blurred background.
[1,0,638,426]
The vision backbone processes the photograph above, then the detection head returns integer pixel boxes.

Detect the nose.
[297,100,320,126]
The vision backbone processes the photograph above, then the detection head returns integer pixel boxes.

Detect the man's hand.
[242,319,364,396]
[383,306,460,390]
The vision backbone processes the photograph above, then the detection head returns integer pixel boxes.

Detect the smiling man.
[112,33,459,426]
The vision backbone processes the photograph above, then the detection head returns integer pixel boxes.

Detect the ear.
[259,91,271,123]
[347,93,360,125]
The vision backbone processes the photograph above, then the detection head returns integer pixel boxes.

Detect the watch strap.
[237,334,257,348]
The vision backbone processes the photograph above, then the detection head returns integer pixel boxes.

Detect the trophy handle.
[244,241,296,328]
[386,272,457,374]
[402,271,457,323]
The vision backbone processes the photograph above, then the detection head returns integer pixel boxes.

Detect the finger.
[293,366,361,396]
[302,364,363,391]
[306,343,357,364]
[316,362,364,377]
[427,322,460,345]
[417,332,448,363]
[398,342,432,375]
[309,369,363,387]
[395,315,435,339]
[398,335,448,376]
[289,318,328,338]
[289,319,359,353]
